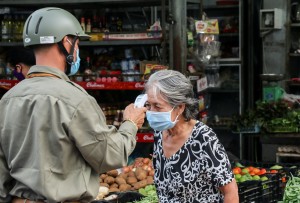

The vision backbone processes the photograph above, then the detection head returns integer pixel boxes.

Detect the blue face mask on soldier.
[146,107,179,131]
[68,49,80,76]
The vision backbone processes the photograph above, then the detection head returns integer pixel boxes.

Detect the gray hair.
[145,70,199,121]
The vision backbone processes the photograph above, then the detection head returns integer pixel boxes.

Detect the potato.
[100,174,108,180]
[135,167,148,181]
[133,179,147,190]
[104,176,115,184]
[100,182,109,188]
[146,176,154,185]
[117,173,128,179]
[109,187,120,193]
[106,169,119,177]
[126,176,138,185]
[115,177,126,185]
[110,183,118,188]
[127,171,135,177]
[119,183,132,191]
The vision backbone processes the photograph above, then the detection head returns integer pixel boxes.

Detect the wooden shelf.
[276,152,300,163]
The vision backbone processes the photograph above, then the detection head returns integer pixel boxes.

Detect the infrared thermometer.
[134,94,148,108]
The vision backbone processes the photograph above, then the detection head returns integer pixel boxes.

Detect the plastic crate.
[260,173,281,202]
[238,180,261,203]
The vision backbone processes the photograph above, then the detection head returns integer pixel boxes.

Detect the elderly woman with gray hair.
[144,69,238,203]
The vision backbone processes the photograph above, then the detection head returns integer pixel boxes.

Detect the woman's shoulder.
[193,120,218,142]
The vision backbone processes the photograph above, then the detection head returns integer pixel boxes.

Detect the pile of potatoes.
[99,157,154,194]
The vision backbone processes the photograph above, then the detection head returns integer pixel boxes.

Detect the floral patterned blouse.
[153,121,234,203]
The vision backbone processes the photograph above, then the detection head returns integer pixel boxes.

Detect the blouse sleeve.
[202,135,234,188]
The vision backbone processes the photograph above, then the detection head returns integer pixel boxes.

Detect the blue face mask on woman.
[68,49,80,76]
[146,107,179,131]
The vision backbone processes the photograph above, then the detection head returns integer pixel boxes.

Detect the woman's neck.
[166,119,196,137]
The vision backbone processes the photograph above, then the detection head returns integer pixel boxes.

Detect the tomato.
[232,167,241,175]
[247,166,254,172]
[270,169,278,174]
[252,168,261,175]
[258,168,267,175]
[250,171,256,176]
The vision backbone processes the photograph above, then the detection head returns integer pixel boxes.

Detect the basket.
[259,173,281,202]
[238,180,261,203]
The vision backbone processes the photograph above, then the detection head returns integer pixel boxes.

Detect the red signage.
[136,133,154,143]
[0,80,145,91]
[75,81,145,90]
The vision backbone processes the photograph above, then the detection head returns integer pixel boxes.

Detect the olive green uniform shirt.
[0,66,137,202]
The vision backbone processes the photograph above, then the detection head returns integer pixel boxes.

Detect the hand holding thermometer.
[134,94,148,108]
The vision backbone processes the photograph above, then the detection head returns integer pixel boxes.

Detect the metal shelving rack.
[169,0,244,159]
[0,0,169,64]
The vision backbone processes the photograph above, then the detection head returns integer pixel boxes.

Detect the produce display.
[233,161,300,203]
[131,185,158,203]
[95,157,155,201]
[232,162,276,183]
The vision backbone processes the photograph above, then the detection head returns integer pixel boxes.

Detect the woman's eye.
[145,103,151,110]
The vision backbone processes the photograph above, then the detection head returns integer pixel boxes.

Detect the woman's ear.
[177,103,186,115]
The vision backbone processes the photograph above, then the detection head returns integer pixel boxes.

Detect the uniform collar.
[27,65,70,81]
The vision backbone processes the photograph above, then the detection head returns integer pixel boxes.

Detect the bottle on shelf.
[12,15,21,42]
[6,14,13,42]
[92,15,99,33]
[18,15,26,42]
[86,18,91,33]
[116,17,122,32]
[80,17,86,32]
[1,14,9,42]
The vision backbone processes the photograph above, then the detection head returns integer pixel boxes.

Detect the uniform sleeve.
[202,135,234,188]
[0,144,13,202]
[68,96,137,174]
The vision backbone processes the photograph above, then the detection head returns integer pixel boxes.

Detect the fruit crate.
[259,173,281,202]
[238,180,261,203]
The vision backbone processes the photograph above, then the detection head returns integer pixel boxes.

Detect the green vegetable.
[132,184,158,203]
[235,162,245,168]
[270,165,283,170]
[283,175,300,203]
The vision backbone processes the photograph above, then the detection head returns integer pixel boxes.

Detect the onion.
[143,158,150,164]
[142,165,149,171]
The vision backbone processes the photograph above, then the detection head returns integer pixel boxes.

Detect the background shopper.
[0,7,147,203]
[6,47,35,80]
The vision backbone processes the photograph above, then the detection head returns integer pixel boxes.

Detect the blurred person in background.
[144,69,239,203]
[6,47,35,80]
[0,7,147,203]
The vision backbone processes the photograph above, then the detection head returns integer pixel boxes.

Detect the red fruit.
[270,169,278,174]
[258,168,267,175]
[232,167,241,175]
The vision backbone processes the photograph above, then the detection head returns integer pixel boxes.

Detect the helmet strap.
[57,36,78,75]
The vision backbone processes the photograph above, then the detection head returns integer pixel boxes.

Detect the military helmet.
[23,7,90,47]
